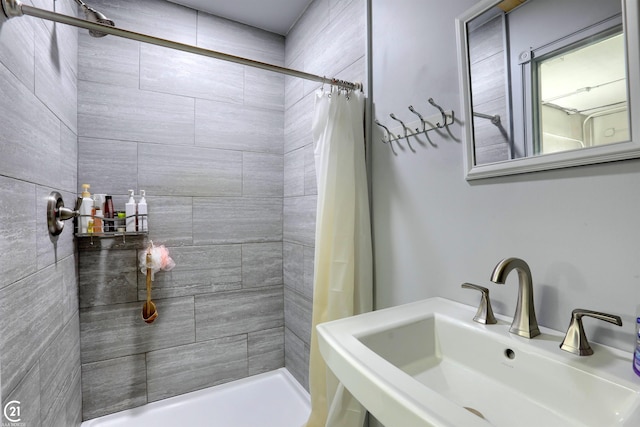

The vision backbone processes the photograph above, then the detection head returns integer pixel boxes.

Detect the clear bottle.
[138,190,148,232]
[92,194,103,235]
[79,184,93,234]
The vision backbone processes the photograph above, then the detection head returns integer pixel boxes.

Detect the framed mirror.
[456,0,640,180]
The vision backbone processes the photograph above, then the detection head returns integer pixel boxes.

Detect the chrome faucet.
[490,258,540,339]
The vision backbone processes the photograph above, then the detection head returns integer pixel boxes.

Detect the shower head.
[74,0,114,37]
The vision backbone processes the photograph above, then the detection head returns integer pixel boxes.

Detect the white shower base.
[81,368,310,427]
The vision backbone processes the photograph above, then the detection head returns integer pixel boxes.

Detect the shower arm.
[0,0,362,91]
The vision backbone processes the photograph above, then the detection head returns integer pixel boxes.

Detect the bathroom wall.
[0,0,82,425]
[77,0,286,420]
[371,0,640,353]
[282,0,367,389]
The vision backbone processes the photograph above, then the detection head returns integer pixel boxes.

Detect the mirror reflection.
[467,0,630,166]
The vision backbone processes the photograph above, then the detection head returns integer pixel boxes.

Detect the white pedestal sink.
[316,297,640,427]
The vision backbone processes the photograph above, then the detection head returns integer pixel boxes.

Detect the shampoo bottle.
[125,189,137,232]
[634,308,640,377]
[79,184,93,234]
[104,195,115,232]
[138,190,148,231]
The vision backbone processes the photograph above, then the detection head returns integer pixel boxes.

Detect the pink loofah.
[139,241,175,280]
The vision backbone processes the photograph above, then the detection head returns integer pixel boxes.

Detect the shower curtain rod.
[0,0,362,91]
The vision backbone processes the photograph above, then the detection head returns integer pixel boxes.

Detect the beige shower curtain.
[304,88,373,427]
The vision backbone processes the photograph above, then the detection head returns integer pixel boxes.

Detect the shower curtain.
[305,88,373,427]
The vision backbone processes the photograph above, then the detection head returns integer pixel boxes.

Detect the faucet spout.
[491,257,540,338]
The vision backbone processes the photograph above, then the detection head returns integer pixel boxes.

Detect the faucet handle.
[560,309,623,356]
[461,283,497,325]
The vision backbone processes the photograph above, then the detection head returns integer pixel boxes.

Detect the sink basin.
[316,297,640,427]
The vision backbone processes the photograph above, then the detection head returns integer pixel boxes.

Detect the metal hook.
[389,113,409,140]
[375,120,391,143]
[408,105,426,132]
[428,98,447,129]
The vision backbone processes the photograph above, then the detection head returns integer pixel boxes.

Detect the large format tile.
[303,245,315,300]
[283,195,317,246]
[146,196,193,246]
[80,296,195,363]
[0,264,63,401]
[39,317,81,423]
[79,30,140,89]
[330,0,361,18]
[195,287,284,341]
[42,366,81,427]
[244,67,285,111]
[284,93,314,154]
[285,0,330,67]
[0,177,37,289]
[284,55,304,110]
[243,152,284,197]
[284,288,313,346]
[81,354,147,420]
[0,62,61,186]
[78,138,138,196]
[91,0,197,44]
[304,143,318,195]
[146,335,248,402]
[78,80,195,145]
[4,363,40,427]
[193,197,283,244]
[0,9,35,90]
[65,368,83,427]
[284,242,304,291]
[78,249,138,308]
[138,144,242,197]
[197,13,285,65]
[284,147,305,197]
[61,253,80,327]
[34,8,78,134]
[60,124,78,194]
[242,242,283,288]
[248,327,284,375]
[140,44,244,104]
[304,0,365,89]
[138,245,242,299]
[285,327,310,391]
[284,242,315,300]
[468,14,505,64]
[470,51,506,107]
[195,99,284,154]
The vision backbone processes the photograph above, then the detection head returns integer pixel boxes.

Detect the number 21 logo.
[3,400,21,422]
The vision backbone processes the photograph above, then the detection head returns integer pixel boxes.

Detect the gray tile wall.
[77,0,287,420]
[468,15,511,164]
[283,0,367,390]
[0,0,81,425]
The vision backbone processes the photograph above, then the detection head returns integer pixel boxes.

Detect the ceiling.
[167,0,313,35]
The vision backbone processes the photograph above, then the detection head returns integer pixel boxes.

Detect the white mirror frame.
[456,0,640,180]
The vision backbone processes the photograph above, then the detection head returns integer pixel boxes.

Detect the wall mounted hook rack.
[375,98,454,144]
